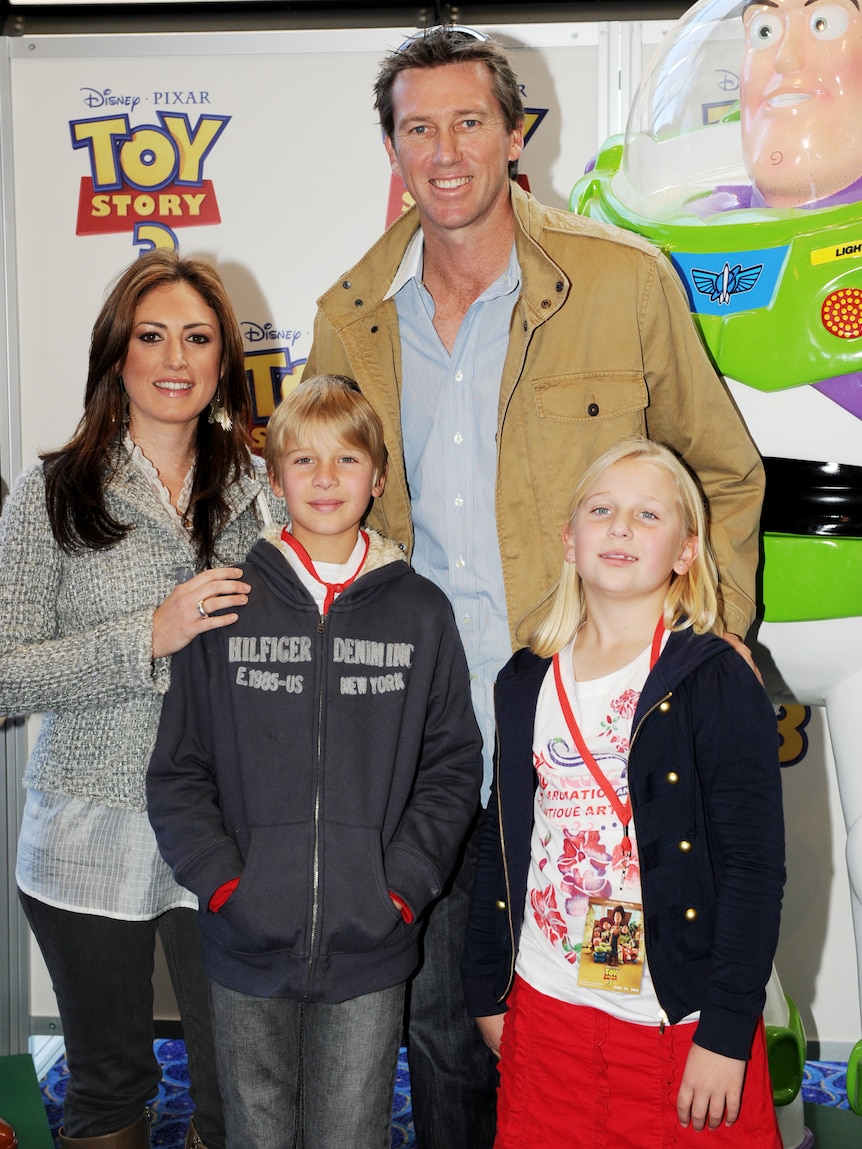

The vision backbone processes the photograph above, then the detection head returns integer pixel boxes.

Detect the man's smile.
[430,176,473,188]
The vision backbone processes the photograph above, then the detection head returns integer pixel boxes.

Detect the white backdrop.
[6,23,606,465]
[1,19,858,1057]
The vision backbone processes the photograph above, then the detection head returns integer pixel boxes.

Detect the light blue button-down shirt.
[389,231,521,801]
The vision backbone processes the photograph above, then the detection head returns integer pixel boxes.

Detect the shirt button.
[678,840,692,852]
[455,370,464,382]
[685,907,698,921]
[454,433,463,445]
[666,771,679,784]
[456,557,466,568]
[462,614,471,626]
[454,496,464,507]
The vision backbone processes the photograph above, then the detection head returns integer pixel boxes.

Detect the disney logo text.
[242,322,302,346]
[81,88,141,112]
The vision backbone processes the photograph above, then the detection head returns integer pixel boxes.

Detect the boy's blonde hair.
[521,438,719,657]
[264,374,388,482]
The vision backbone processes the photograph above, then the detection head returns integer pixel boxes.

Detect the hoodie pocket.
[321,822,406,957]
[203,822,312,957]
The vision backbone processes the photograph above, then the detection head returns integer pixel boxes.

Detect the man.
[304,27,764,1148]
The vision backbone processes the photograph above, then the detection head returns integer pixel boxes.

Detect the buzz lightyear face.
[740,0,862,207]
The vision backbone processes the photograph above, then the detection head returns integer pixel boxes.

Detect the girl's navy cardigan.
[462,627,785,1061]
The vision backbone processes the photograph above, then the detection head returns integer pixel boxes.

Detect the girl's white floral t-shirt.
[515,633,697,1027]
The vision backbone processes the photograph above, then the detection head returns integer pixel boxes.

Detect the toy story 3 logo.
[243,338,306,453]
[71,106,227,250]
[71,94,306,447]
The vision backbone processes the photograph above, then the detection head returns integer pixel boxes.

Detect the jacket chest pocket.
[532,372,648,426]
[528,372,649,527]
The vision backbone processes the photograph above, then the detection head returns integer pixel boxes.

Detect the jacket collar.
[315,182,570,330]
[105,441,264,526]
[497,628,730,711]
[259,524,407,576]
[637,627,729,712]
[222,459,268,523]
[509,182,570,325]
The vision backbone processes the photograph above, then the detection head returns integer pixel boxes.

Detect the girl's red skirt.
[494,975,782,1149]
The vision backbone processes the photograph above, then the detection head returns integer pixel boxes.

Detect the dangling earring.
[208,388,233,432]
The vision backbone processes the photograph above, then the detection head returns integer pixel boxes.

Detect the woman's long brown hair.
[41,251,254,567]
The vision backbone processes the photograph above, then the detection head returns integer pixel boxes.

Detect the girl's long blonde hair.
[521,438,719,658]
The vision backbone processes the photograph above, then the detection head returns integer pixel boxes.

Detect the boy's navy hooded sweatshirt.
[148,527,483,1004]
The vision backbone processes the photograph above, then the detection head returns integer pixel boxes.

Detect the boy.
[147,374,483,1149]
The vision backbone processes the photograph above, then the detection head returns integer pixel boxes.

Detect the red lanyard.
[551,618,665,856]
[280,528,369,614]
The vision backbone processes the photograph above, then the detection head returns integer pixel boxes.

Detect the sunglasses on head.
[395,24,491,53]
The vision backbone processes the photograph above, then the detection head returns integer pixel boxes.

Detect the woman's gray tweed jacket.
[0,448,279,812]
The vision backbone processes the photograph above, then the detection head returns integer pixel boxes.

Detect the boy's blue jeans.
[210,979,405,1149]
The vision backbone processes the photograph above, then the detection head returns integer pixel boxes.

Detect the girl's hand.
[476,1014,505,1060]
[152,567,251,659]
[677,1042,746,1131]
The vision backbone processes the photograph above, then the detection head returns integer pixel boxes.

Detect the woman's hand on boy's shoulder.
[152,567,251,659]
[676,1042,746,1131]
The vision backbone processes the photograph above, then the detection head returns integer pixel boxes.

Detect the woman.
[0,251,280,1149]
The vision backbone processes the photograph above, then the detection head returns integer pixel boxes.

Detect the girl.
[462,438,784,1148]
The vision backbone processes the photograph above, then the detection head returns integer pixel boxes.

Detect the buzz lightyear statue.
[572,0,862,1138]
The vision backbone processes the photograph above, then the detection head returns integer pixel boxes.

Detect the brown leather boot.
[58,1111,150,1148]
[184,1117,207,1149]
[0,1116,19,1149]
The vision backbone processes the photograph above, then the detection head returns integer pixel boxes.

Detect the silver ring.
[196,599,209,619]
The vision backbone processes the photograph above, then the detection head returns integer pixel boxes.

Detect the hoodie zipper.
[304,609,327,1000]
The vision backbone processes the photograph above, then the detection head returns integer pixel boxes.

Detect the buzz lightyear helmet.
[572,0,862,398]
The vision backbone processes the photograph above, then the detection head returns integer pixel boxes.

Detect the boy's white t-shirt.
[281,531,367,613]
[516,633,697,1027]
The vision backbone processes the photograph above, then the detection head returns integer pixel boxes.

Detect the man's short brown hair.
[374,26,525,179]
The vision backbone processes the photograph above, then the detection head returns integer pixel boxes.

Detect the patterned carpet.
[39,1044,848,1148]
[801,1060,853,1111]
[40,1040,415,1148]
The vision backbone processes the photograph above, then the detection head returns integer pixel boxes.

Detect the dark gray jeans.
[210,980,405,1149]
[19,893,225,1146]
[407,809,499,1149]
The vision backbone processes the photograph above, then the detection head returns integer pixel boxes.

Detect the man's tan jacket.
[306,182,764,644]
